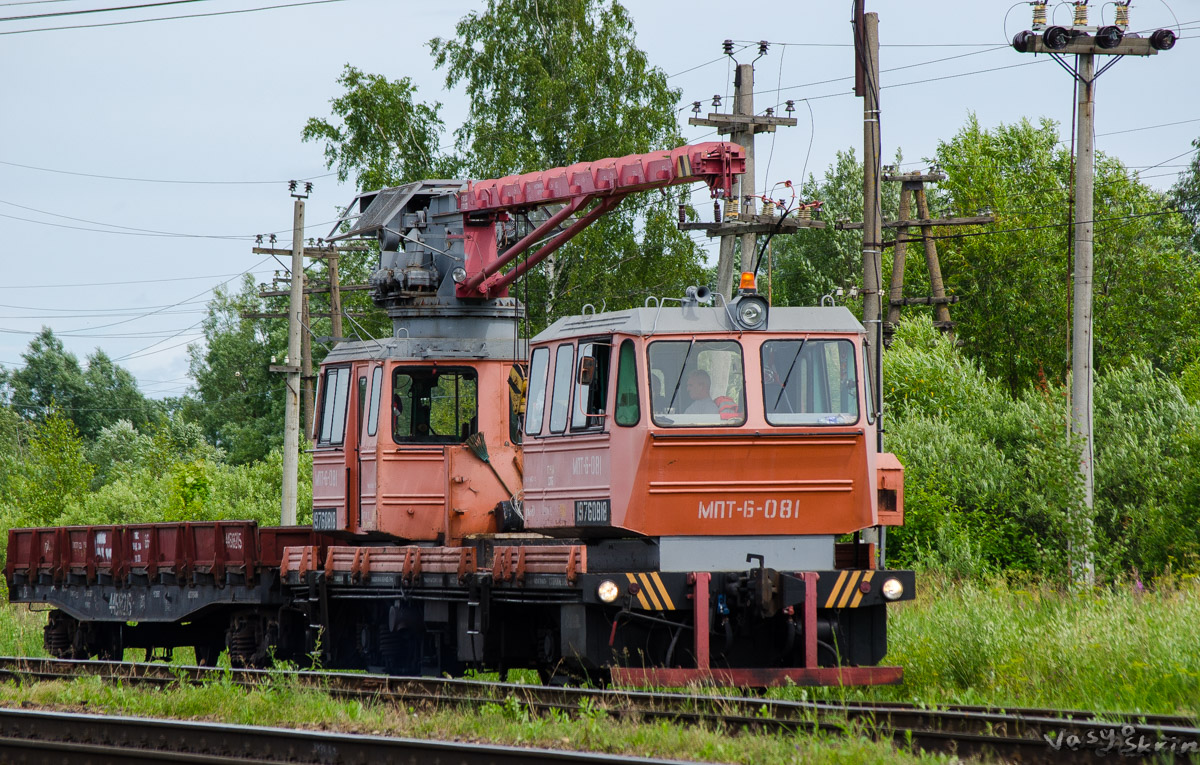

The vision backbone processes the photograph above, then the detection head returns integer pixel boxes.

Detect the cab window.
[761,339,859,425]
[647,340,745,427]
[548,344,575,434]
[317,366,351,445]
[571,339,611,430]
[392,368,478,443]
[614,339,640,427]
[525,348,550,437]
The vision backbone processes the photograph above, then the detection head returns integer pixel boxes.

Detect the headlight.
[597,580,620,603]
[731,295,769,330]
[881,577,904,601]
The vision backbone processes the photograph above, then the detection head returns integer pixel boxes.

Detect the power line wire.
[0,158,337,185]
[0,0,212,22]
[0,270,273,290]
[0,0,344,35]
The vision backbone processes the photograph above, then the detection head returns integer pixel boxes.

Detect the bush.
[885,316,1200,579]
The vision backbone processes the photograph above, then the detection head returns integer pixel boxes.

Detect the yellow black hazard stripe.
[625,572,677,611]
[824,570,876,609]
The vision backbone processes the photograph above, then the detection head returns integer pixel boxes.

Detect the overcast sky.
[0,0,1194,401]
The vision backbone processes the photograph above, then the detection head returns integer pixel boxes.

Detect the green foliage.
[426,0,705,329]
[769,148,901,308]
[884,316,1200,579]
[858,575,1200,715]
[302,65,455,191]
[931,116,1199,390]
[1092,360,1200,574]
[0,328,159,440]
[186,278,286,465]
[1170,135,1200,250]
[1,408,92,527]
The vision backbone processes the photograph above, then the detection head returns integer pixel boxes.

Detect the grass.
[2,573,1198,762]
[789,573,1200,717]
[0,673,938,764]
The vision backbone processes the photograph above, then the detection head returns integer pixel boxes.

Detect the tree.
[929,115,1197,390]
[428,0,704,328]
[186,278,286,464]
[1171,136,1200,250]
[302,65,456,191]
[768,149,901,309]
[0,328,157,440]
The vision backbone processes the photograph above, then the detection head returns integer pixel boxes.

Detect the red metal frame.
[610,570,903,689]
[456,142,744,299]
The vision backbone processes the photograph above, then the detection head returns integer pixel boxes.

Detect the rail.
[1,656,1196,763]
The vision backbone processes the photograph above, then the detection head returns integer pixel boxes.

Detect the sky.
[0,0,1195,402]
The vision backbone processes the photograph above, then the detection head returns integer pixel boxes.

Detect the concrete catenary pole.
[716,63,757,298]
[281,195,305,526]
[735,62,757,275]
[1070,51,1096,585]
[861,12,882,387]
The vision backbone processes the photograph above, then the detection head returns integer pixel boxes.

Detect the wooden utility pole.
[278,184,307,527]
[1011,5,1175,586]
[838,170,994,341]
[687,46,805,296]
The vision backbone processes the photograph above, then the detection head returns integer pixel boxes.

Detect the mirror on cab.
[578,356,597,386]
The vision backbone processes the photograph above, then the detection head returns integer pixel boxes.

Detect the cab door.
[357,364,383,531]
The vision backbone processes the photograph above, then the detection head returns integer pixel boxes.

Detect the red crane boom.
[456,142,744,298]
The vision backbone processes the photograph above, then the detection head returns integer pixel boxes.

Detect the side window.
[509,364,527,444]
[524,349,550,437]
[571,339,611,430]
[391,367,478,443]
[615,339,640,427]
[357,374,367,438]
[647,340,745,427]
[366,366,382,436]
[548,343,574,434]
[762,339,860,425]
[318,366,351,445]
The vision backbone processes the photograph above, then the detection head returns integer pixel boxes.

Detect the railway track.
[1,656,1196,763]
[0,706,688,764]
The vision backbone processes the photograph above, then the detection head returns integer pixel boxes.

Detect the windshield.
[761,339,859,425]
[647,340,745,427]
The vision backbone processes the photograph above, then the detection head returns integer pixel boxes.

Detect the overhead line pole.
[279,181,310,527]
[1071,50,1096,586]
[688,44,801,297]
[856,7,883,392]
[1011,4,1176,586]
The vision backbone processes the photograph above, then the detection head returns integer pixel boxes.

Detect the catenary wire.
[0,159,337,185]
[0,0,345,35]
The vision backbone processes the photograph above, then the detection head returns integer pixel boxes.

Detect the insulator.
[288,179,297,192]
[724,197,739,221]
[712,94,722,108]
[1114,2,1129,28]
[1032,2,1048,27]
[785,99,795,114]
[797,207,812,221]
[1073,2,1087,27]
[713,200,722,223]
[765,107,774,117]
[692,100,701,115]
[758,40,768,56]
[678,204,686,224]
[742,196,756,218]
[723,39,734,55]
[761,199,775,218]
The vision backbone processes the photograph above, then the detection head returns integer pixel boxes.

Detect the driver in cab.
[685,369,719,414]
